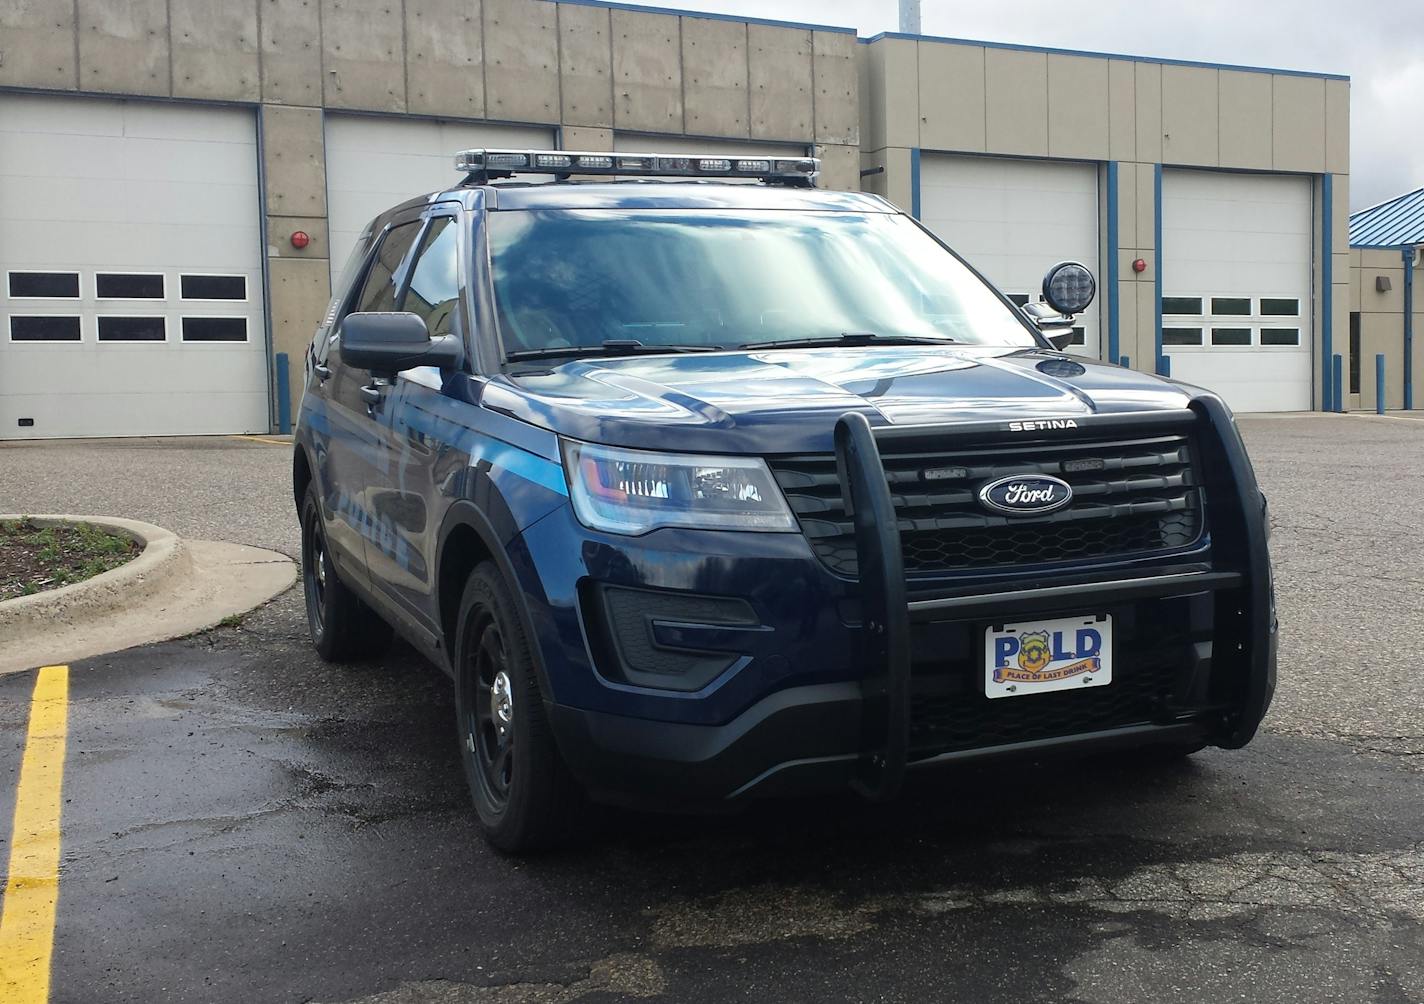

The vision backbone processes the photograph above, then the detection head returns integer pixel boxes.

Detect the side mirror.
[1022,301,1077,351]
[1041,261,1096,316]
[340,312,461,375]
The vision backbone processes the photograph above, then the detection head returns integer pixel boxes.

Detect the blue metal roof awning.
[1349,188,1424,247]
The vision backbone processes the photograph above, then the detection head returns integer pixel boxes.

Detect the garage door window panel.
[355,222,423,315]
[1162,296,1203,315]
[400,217,460,339]
[1260,328,1300,347]
[1211,327,1252,346]
[181,317,247,342]
[8,272,80,298]
[9,315,82,341]
[96,273,165,299]
[180,274,247,301]
[98,316,166,342]
[1210,297,1251,316]
[1260,297,1299,317]
[1163,327,1204,346]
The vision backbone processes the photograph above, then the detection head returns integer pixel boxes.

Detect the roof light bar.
[455,149,819,186]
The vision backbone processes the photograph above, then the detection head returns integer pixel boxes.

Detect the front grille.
[769,432,1204,578]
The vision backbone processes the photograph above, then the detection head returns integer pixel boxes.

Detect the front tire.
[300,486,393,661]
[454,563,581,852]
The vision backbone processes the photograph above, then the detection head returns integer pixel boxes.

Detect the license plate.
[984,614,1112,699]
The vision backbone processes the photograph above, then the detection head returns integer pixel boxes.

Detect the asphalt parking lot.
[2,415,1423,1003]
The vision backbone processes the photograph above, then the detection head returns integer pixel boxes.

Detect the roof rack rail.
[455,149,819,187]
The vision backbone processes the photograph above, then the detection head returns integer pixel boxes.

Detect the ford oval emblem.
[978,474,1073,516]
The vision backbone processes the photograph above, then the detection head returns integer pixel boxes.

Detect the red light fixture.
[290,230,311,249]
[1132,258,1147,273]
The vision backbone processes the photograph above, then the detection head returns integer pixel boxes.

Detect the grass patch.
[0,517,141,601]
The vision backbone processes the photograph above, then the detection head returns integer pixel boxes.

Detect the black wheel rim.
[463,611,514,811]
[303,509,329,637]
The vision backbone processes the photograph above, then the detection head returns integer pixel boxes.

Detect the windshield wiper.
[506,339,724,363]
[737,331,956,350]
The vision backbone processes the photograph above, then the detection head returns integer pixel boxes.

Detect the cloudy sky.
[617,0,1421,211]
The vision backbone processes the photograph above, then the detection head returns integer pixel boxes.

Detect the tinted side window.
[402,217,460,339]
[356,222,422,313]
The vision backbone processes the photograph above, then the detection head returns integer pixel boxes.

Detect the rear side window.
[355,222,422,314]
[402,217,460,339]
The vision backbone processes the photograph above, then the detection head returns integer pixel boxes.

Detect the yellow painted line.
[0,665,69,1002]
[229,434,290,446]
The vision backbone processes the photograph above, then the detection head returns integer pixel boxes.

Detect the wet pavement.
[2,414,1423,1003]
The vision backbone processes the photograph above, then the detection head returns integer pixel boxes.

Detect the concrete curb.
[0,515,189,632]
[0,514,295,675]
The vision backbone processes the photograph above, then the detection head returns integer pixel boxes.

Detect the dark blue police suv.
[294,150,1276,851]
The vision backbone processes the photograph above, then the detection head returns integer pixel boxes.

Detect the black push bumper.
[552,398,1276,808]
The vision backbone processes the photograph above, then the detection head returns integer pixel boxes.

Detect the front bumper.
[513,398,1276,807]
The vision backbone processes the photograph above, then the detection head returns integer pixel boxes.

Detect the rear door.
[319,213,425,585]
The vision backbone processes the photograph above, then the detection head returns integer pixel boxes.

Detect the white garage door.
[919,154,1100,356]
[1,94,267,439]
[1162,170,1313,412]
[613,134,808,183]
[324,116,554,284]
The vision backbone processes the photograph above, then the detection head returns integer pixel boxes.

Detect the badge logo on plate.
[992,625,1103,685]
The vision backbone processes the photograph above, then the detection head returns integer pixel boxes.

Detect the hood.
[482,346,1196,454]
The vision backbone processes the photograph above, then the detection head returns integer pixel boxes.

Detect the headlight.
[561,440,797,536]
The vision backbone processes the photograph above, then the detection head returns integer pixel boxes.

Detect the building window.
[1349,311,1361,394]
[181,275,247,300]
[1260,328,1300,346]
[1162,327,1203,345]
[181,317,247,342]
[96,273,165,299]
[1210,297,1251,316]
[10,316,82,341]
[1211,327,1252,346]
[8,272,80,298]
[1260,297,1300,316]
[1162,296,1203,315]
[98,316,166,342]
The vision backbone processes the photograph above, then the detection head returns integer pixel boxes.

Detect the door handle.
[313,363,332,381]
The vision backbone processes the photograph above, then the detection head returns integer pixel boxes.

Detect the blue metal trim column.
[1153,164,1165,375]
[1106,161,1120,364]
[1322,175,1334,412]
[909,148,922,219]
[1405,246,1415,410]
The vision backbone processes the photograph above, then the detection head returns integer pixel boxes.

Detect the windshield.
[487,209,1035,356]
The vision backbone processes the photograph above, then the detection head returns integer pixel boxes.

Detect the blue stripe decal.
[910,148,922,219]
[1154,164,1165,376]
[1106,161,1120,365]
[1323,174,1334,412]
[398,399,568,497]
[1405,247,1415,410]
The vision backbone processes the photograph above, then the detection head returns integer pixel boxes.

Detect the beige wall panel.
[611,9,682,133]
[1135,269,1157,369]
[558,2,613,128]
[77,0,169,97]
[1272,74,1325,173]
[859,148,888,198]
[1117,279,1140,368]
[1217,70,1271,170]
[917,42,985,153]
[405,0,485,119]
[266,216,330,259]
[321,0,405,111]
[262,105,327,217]
[816,143,859,192]
[484,0,558,124]
[748,25,812,140]
[559,125,613,151]
[1047,54,1108,160]
[1331,173,1350,250]
[1161,64,1217,166]
[985,47,1047,157]
[1116,174,1137,258]
[172,0,258,101]
[260,0,322,105]
[1134,61,1162,163]
[1134,161,1155,248]
[269,256,332,424]
[682,17,749,138]
[861,37,917,150]
[862,147,912,212]
[1361,267,1405,314]
[1360,313,1404,409]
[1348,257,1361,312]
[0,0,78,89]
[813,31,858,145]
[1325,78,1349,175]
[1108,59,1135,161]
[1359,248,1401,270]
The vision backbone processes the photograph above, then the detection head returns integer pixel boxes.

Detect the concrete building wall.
[1349,248,1420,412]
[860,34,1353,410]
[0,0,858,428]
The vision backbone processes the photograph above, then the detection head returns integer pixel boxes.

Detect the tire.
[300,485,393,662]
[453,562,581,852]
